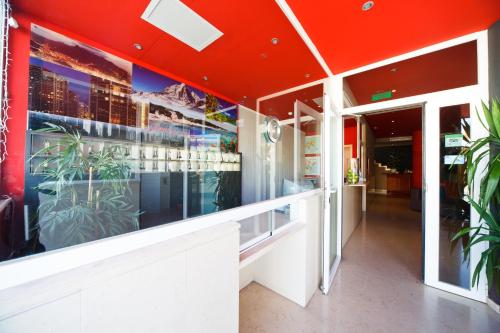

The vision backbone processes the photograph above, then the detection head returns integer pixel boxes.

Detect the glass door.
[320,94,343,294]
[424,93,487,302]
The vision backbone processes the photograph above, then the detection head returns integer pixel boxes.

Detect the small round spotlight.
[362,1,375,11]
[134,43,143,50]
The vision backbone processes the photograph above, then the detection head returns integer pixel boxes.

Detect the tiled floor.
[239,194,500,333]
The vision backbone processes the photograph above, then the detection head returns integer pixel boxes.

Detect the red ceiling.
[365,108,422,138]
[345,41,478,105]
[10,0,500,109]
[258,84,323,120]
[12,0,327,109]
[287,0,500,73]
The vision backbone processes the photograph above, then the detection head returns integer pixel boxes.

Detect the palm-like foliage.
[452,99,500,292]
[461,100,500,209]
[32,123,140,249]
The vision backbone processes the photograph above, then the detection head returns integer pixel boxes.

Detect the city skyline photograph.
[30,24,132,86]
[30,56,91,107]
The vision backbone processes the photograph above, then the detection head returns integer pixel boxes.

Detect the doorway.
[342,107,424,280]
[326,31,490,302]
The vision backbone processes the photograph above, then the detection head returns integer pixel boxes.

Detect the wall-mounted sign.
[445,133,464,148]
[263,116,282,143]
[444,155,465,165]
[371,90,393,102]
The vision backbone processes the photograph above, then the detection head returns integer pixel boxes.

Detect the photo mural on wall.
[27,24,237,151]
[21,24,241,254]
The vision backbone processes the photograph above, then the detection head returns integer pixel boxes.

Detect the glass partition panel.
[0,23,323,262]
[257,84,324,201]
[237,204,294,251]
[329,190,338,268]
[273,204,293,230]
[438,103,471,289]
[239,212,272,249]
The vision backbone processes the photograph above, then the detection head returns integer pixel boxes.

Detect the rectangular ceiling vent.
[141,0,223,52]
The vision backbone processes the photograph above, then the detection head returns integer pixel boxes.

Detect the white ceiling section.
[141,0,223,52]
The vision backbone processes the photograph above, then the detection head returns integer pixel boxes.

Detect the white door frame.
[322,78,344,294]
[293,100,323,185]
[327,30,489,302]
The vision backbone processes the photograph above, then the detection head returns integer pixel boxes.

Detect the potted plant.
[452,99,500,302]
[31,123,141,250]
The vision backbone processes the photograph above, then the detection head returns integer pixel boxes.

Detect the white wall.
[342,185,362,247]
[239,193,322,307]
[0,222,240,333]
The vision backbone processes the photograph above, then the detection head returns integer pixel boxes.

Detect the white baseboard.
[487,297,500,314]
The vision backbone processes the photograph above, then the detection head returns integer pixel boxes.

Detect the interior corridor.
[239,195,500,333]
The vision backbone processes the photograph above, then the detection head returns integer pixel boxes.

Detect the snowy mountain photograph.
[131,64,237,133]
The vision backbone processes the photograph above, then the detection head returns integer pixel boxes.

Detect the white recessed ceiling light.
[305,73,311,78]
[243,96,247,99]
[141,0,223,51]
[391,120,395,123]
[392,89,397,93]
[271,37,280,45]
[288,112,293,116]
[390,68,398,72]
[362,1,375,11]
[203,75,209,81]
[134,43,143,50]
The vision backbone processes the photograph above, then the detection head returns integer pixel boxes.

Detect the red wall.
[344,119,357,158]
[412,130,422,189]
[1,14,30,205]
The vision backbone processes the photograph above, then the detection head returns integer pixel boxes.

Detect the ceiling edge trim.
[275,0,333,77]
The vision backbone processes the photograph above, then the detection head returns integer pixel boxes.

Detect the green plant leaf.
[491,99,500,137]
[483,162,500,208]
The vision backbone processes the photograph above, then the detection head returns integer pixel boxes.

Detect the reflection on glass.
[273,204,292,230]
[24,117,242,254]
[4,23,248,262]
[238,212,272,248]
[438,104,471,289]
[330,191,338,268]
[237,204,292,250]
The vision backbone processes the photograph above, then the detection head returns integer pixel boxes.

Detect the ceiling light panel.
[141,0,223,52]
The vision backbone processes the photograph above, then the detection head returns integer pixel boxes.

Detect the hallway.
[239,195,500,333]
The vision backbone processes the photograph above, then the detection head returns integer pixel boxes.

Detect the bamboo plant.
[452,99,500,292]
[31,123,141,249]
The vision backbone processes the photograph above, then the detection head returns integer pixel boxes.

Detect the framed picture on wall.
[304,156,320,177]
[304,135,321,155]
